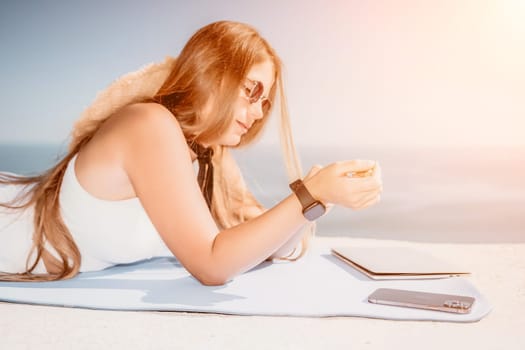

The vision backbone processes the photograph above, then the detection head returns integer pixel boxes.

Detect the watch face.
[303,202,326,221]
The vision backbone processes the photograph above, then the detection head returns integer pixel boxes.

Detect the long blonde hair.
[0,21,311,282]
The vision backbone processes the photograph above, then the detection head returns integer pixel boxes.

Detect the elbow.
[193,270,231,286]
[188,241,235,286]
[199,278,228,287]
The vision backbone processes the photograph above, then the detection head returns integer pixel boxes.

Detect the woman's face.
[214,60,275,147]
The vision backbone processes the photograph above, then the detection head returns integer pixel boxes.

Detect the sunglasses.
[243,79,272,115]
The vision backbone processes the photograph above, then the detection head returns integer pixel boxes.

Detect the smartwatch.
[289,179,326,221]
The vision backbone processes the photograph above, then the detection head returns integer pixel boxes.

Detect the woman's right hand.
[304,160,382,210]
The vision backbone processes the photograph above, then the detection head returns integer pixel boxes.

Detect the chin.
[217,134,242,147]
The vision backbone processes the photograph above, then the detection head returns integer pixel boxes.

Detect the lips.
[237,120,250,132]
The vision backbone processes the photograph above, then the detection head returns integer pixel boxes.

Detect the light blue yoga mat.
[0,246,491,322]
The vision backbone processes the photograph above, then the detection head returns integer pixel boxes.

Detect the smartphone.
[368,288,475,314]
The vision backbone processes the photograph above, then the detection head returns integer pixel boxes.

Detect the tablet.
[331,246,470,280]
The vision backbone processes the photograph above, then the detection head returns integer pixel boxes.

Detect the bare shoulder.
[98,102,187,158]
[115,102,183,139]
[103,102,193,175]
[123,102,173,120]
[74,102,188,200]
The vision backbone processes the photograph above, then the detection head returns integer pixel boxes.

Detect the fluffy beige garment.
[69,56,176,152]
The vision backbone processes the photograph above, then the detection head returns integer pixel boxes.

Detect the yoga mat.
[0,246,491,322]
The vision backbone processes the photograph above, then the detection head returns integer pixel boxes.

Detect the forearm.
[188,160,382,285]
[208,194,307,283]
[268,224,306,260]
[240,201,306,260]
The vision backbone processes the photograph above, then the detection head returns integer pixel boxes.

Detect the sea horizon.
[1,143,524,243]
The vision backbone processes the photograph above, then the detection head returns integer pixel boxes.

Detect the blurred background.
[1,0,524,242]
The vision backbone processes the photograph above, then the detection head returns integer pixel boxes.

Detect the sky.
[0,0,524,148]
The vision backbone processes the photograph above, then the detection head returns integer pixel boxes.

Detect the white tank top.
[0,155,172,274]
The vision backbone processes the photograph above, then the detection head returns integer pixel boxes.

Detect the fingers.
[346,178,381,193]
[305,159,383,210]
[359,193,381,210]
[339,187,380,209]
[354,190,381,209]
[346,162,383,193]
[372,162,382,183]
[340,162,382,209]
[333,160,376,176]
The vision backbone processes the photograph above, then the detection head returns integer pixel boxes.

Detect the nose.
[249,100,265,120]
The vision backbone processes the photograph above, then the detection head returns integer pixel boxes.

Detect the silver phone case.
[368,288,475,314]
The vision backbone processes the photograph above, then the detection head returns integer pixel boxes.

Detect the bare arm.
[267,226,306,259]
[122,104,381,285]
[222,152,321,260]
[220,149,309,260]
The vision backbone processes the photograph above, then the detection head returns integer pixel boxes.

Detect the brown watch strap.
[289,179,326,221]
[290,179,318,206]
